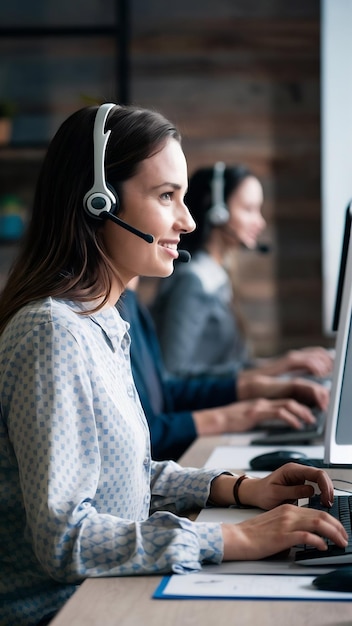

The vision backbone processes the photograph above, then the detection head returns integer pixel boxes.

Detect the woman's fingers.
[226,393,323,433]
[222,504,348,561]
[289,378,330,410]
[272,463,335,507]
[246,398,317,430]
[249,463,335,510]
[288,347,334,376]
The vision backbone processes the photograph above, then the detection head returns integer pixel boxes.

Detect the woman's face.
[224,176,266,250]
[101,138,195,287]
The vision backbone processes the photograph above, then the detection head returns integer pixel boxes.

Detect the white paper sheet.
[154,572,352,601]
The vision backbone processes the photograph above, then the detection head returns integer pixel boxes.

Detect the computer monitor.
[332,200,352,332]
[324,228,352,465]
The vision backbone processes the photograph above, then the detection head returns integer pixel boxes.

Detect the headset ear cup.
[207,161,229,226]
[84,192,113,218]
[207,204,229,226]
[83,186,119,222]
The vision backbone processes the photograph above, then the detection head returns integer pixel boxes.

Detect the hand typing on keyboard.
[295,494,352,565]
[237,373,330,421]
[213,463,349,562]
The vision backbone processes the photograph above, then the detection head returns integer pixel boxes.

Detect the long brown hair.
[0,104,180,334]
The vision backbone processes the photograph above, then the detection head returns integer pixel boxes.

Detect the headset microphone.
[241,241,271,254]
[101,211,154,243]
[102,209,190,254]
[222,223,271,254]
[102,212,191,256]
[256,242,271,254]
[177,249,191,263]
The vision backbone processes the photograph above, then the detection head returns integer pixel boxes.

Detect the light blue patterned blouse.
[0,298,224,626]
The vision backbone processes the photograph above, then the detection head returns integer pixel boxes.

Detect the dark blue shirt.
[120,289,238,461]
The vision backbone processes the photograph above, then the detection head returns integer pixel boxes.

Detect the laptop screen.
[324,229,352,465]
[332,200,352,332]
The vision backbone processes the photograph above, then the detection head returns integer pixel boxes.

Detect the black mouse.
[250,449,308,471]
[313,567,352,592]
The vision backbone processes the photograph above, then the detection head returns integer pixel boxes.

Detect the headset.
[83,102,154,244]
[82,103,191,261]
[206,161,230,226]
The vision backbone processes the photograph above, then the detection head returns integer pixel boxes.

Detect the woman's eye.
[161,192,173,201]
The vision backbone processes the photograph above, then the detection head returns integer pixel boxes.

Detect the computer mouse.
[313,567,352,592]
[249,449,308,471]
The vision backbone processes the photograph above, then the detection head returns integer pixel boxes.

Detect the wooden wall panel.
[131,2,332,355]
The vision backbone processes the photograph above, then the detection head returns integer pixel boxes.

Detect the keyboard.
[295,494,352,565]
[251,407,326,445]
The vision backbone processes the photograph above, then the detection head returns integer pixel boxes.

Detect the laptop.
[294,231,352,565]
[252,201,352,446]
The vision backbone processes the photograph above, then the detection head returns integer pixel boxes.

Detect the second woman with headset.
[151,162,333,379]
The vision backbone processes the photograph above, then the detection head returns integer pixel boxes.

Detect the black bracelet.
[233,474,249,506]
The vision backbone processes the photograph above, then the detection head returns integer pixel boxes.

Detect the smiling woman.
[0,103,346,626]
[102,133,194,287]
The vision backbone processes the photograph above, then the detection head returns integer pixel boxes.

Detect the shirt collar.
[63,299,130,352]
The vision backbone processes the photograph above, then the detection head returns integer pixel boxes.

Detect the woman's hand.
[237,373,330,411]
[238,462,335,509]
[193,396,318,435]
[231,397,317,432]
[248,346,334,378]
[221,503,348,561]
[211,465,348,561]
[210,463,335,509]
[194,373,330,436]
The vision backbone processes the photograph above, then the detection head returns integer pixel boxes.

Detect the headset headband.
[83,102,117,217]
[207,161,229,226]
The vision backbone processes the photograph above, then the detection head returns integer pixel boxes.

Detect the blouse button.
[127,384,135,398]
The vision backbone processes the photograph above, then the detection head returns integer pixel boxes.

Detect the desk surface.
[49,435,352,626]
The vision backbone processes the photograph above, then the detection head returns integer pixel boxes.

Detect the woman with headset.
[0,104,345,626]
[151,163,333,379]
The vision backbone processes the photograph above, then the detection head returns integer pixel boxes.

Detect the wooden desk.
[49,435,352,626]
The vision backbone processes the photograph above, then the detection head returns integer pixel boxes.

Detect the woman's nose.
[178,204,196,233]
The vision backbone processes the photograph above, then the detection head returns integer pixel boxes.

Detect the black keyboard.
[295,494,352,565]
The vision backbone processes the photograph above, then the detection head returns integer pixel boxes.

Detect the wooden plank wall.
[131,0,333,356]
[0,0,334,356]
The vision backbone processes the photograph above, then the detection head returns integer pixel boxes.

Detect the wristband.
[233,474,249,506]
